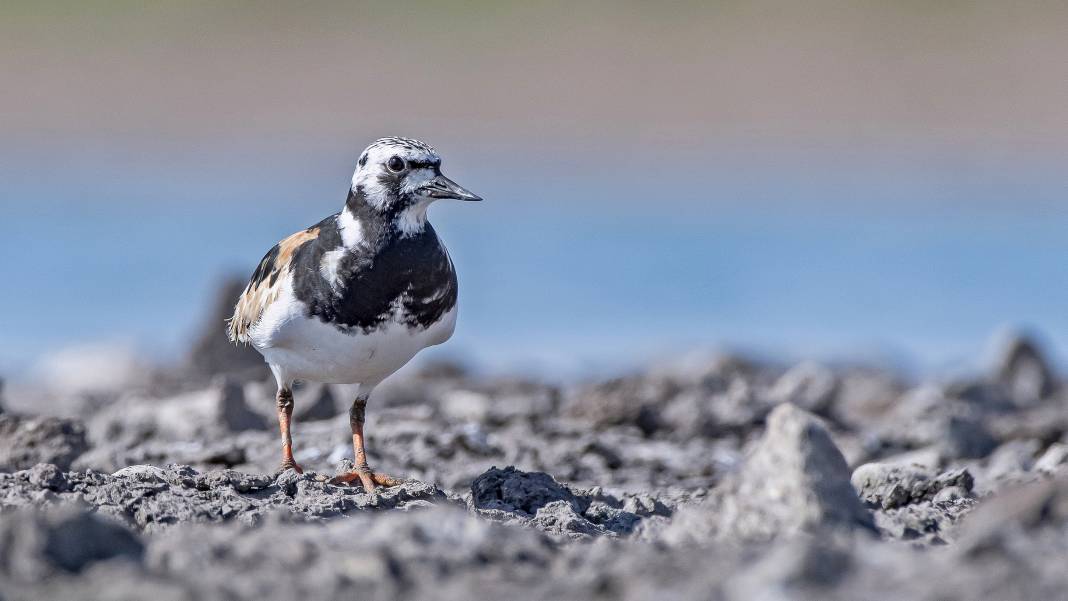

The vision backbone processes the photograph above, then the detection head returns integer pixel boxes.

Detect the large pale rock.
[667,403,873,542]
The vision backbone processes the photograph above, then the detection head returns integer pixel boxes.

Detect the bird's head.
[349,137,481,235]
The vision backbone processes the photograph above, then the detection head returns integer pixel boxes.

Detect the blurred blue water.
[2,154,1066,378]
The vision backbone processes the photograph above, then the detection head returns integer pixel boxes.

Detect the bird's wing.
[227,226,321,344]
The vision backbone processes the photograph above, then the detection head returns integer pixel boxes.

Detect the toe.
[371,472,402,487]
[328,468,402,490]
[328,472,361,486]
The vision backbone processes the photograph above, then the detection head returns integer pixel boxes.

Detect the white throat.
[396,198,434,236]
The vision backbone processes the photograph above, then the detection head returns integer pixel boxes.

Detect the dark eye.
[386,156,406,172]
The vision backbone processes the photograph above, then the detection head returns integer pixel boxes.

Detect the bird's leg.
[329,395,401,491]
[276,387,303,473]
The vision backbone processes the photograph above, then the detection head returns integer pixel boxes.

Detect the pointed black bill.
[419,174,482,201]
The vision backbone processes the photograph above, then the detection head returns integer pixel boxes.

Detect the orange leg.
[330,396,400,491]
[276,387,303,473]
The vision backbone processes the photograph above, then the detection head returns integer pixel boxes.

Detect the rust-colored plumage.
[227,227,320,344]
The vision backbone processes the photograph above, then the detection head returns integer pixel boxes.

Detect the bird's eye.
[386,156,406,172]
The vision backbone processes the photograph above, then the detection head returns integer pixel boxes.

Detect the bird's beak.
[419,174,482,201]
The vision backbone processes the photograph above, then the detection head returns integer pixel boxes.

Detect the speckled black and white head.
[349,136,481,236]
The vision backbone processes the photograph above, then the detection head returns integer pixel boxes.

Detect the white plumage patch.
[320,208,370,289]
[337,207,366,247]
[319,248,347,289]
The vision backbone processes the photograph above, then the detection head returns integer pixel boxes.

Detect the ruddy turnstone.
[228,136,480,491]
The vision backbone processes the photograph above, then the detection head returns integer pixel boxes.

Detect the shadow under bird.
[228,137,481,491]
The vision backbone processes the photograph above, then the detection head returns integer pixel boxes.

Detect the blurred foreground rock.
[0,506,143,581]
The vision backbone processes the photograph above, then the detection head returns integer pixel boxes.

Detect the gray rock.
[977,439,1042,489]
[473,379,560,426]
[7,342,1068,600]
[866,384,1001,462]
[932,485,970,503]
[956,477,1068,556]
[294,383,339,421]
[0,414,89,471]
[852,462,973,510]
[564,375,676,435]
[466,467,656,538]
[185,276,270,383]
[620,493,672,517]
[986,402,1068,447]
[26,462,68,490]
[832,368,905,428]
[214,377,268,432]
[112,464,168,482]
[993,332,1056,405]
[726,535,854,600]
[872,495,977,543]
[667,403,873,542]
[1034,443,1068,474]
[768,361,838,414]
[439,389,491,422]
[141,506,558,601]
[470,466,589,516]
[940,415,998,460]
[75,435,256,473]
[0,464,452,533]
[531,499,604,538]
[582,500,641,535]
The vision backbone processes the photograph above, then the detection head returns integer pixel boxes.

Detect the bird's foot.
[329,465,401,492]
[279,459,304,474]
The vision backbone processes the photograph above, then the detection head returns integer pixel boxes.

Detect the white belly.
[249,283,456,385]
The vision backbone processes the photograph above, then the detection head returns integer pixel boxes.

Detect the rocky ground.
[3,319,1068,599]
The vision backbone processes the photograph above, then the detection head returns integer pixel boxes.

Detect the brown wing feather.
[227,227,320,344]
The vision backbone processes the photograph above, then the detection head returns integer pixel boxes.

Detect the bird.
[227,136,481,492]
